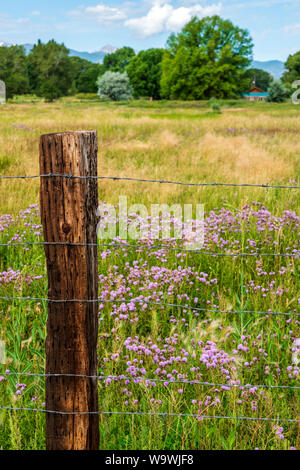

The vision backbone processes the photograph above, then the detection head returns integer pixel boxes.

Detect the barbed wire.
[0,174,299,189]
[0,240,298,258]
[0,406,298,422]
[101,299,300,317]
[98,176,300,190]
[1,372,299,390]
[0,296,298,317]
[1,171,299,435]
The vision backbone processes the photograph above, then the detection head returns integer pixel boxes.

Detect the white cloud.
[125,1,222,38]
[0,14,29,33]
[125,2,172,37]
[284,23,300,35]
[69,4,127,24]
[86,4,127,21]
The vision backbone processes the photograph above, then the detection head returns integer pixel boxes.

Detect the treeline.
[0,41,103,100]
[0,39,163,101]
[0,15,299,102]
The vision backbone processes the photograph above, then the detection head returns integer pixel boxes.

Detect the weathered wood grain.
[39,131,99,450]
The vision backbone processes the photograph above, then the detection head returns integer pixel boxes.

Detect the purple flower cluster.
[11,123,33,132]
[223,127,299,138]
[0,267,43,291]
[0,205,42,245]
[99,261,218,325]
[0,202,299,449]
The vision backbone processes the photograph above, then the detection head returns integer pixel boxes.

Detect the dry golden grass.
[198,133,291,182]
[0,101,299,214]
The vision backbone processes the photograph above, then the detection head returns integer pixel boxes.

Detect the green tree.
[161,16,253,100]
[69,57,104,93]
[0,45,30,98]
[103,47,135,73]
[267,80,288,103]
[126,48,164,99]
[77,64,105,93]
[244,68,272,91]
[27,40,73,101]
[283,51,300,86]
[97,71,133,101]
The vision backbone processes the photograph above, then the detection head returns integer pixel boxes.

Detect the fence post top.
[40,130,97,138]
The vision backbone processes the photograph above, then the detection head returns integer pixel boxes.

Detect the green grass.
[0,98,299,450]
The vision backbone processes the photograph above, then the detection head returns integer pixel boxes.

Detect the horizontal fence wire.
[101,299,300,317]
[0,296,298,317]
[1,172,299,431]
[1,173,298,257]
[0,241,298,258]
[0,173,299,189]
[0,406,298,422]
[1,372,299,391]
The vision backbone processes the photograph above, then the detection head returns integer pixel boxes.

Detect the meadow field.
[0,98,299,450]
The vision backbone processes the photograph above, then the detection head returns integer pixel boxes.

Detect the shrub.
[96,71,133,102]
[267,80,289,103]
[209,98,222,113]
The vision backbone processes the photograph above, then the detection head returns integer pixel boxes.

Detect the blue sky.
[1,1,300,61]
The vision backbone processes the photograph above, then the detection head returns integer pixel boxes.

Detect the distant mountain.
[0,41,14,47]
[22,43,34,54]
[69,45,118,63]
[28,43,118,63]
[68,49,107,63]
[0,41,118,63]
[69,45,119,62]
[97,45,118,54]
[251,60,285,79]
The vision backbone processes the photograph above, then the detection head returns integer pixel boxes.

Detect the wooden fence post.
[39,131,99,450]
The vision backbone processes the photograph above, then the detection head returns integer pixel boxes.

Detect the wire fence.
[0,241,299,258]
[0,406,298,422]
[0,173,299,189]
[0,296,299,317]
[1,174,299,257]
[0,171,299,434]
[2,372,299,390]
